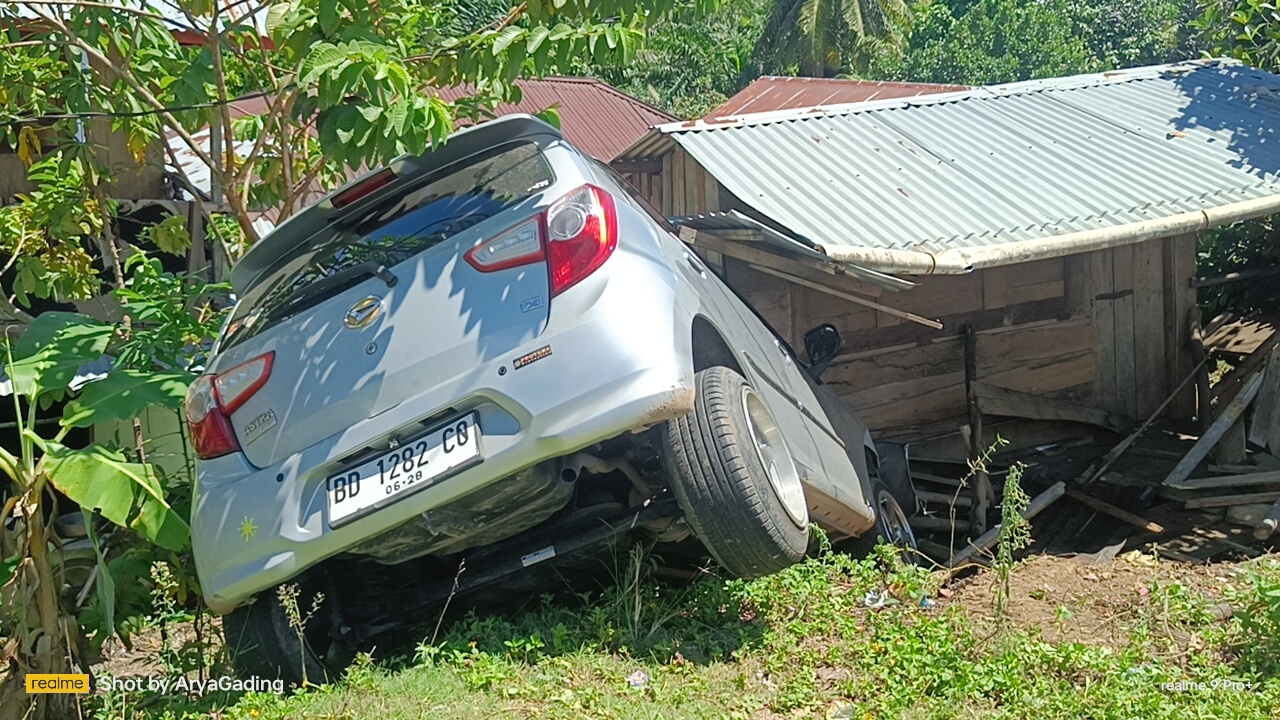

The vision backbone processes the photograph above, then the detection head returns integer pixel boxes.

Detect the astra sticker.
[243,409,278,445]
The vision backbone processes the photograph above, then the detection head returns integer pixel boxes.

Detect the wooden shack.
[613,60,1280,450]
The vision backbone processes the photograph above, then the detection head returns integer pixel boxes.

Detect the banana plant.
[0,311,191,720]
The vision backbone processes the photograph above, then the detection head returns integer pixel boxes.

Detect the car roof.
[230,114,563,296]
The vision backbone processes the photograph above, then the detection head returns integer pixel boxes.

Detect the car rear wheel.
[222,582,345,686]
[853,477,918,558]
[661,366,809,579]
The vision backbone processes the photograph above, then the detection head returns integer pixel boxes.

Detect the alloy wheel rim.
[875,488,916,550]
[742,387,808,529]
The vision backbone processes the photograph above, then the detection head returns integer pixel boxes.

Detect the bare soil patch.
[946,552,1238,648]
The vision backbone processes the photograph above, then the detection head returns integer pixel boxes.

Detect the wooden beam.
[910,471,965,487]
[972,382,1126,432]
[752,265,943,329]
[678,227,887,297]
[949,482,1066,568]
[1186,491,1280,509]
[1165,470,1280,491]
[1063,487,1164,533]
[1076,357,1209,486]
[1162,371,1266,487]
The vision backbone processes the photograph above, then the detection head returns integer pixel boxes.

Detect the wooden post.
[1189,308,1213,433]
[1163,372,1266,487]
[963,324,995,536]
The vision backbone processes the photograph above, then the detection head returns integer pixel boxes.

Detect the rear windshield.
[219,142,553,350]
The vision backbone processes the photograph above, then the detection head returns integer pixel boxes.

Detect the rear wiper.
[268,261,398,322]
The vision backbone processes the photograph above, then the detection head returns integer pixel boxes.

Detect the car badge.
[344,296,383,329]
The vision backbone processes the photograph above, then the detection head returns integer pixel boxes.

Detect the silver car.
[186,115,915,682]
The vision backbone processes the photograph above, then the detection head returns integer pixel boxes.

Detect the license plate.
[326,413,481,526]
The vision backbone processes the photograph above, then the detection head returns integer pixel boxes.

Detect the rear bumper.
[193,269,695,614]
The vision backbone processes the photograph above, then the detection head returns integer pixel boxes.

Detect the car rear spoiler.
[230,114,564,297]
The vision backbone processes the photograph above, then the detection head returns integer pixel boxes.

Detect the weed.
[276,583,324,686]
[993,462,1032,618]
[1232,556,1280,674]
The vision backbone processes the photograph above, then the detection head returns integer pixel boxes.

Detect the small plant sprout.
[277,583,325,686]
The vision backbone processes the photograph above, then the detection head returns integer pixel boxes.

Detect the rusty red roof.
[707,76,965,118]
[431,77,675,161]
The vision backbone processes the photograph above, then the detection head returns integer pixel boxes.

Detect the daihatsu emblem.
[344,296,383,329]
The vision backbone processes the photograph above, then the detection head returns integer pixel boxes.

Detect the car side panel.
[620,206,874,531]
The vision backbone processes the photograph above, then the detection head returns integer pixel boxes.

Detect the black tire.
[661,366,809,579]
[850,476,918,558]
[222,583,342,686]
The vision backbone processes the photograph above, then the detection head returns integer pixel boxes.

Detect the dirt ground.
[94,614,223,680]
[945,552,1240,648]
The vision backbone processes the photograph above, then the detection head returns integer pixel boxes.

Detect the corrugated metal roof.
[707,76,963,117]
[617,60,1280,262]
[431,77,675,161]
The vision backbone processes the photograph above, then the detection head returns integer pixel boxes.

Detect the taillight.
[462,184,618,297]
[184,352,274,459]
[546,184,617,296]
[213,353,274,414]
[463,218,543,271]
[332,168,396,209]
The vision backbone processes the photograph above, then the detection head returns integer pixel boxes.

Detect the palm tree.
[750,0,910,78]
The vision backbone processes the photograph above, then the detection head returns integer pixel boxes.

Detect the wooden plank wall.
[726,257,1093,441]
[1078,236,1197,423]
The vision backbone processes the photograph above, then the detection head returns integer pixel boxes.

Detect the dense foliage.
[605,0,1202,115]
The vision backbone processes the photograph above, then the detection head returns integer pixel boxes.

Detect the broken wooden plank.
[916,489,974,508]
[972,382,1126,432]
[1248,347,1280,448]
[1215,332,1280,407]
[750,265,943,329]
[1162,371,1266,487]
[1063,487,1164,533]
[1255,498,1280,540]
[1080,356,1210,486]
[949,482,1066,568]
[678,227,887,296]
[1185,491,1280,509]
[1166,470,1280,491]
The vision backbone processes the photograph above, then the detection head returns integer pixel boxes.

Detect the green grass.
[89,547,1280,720]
